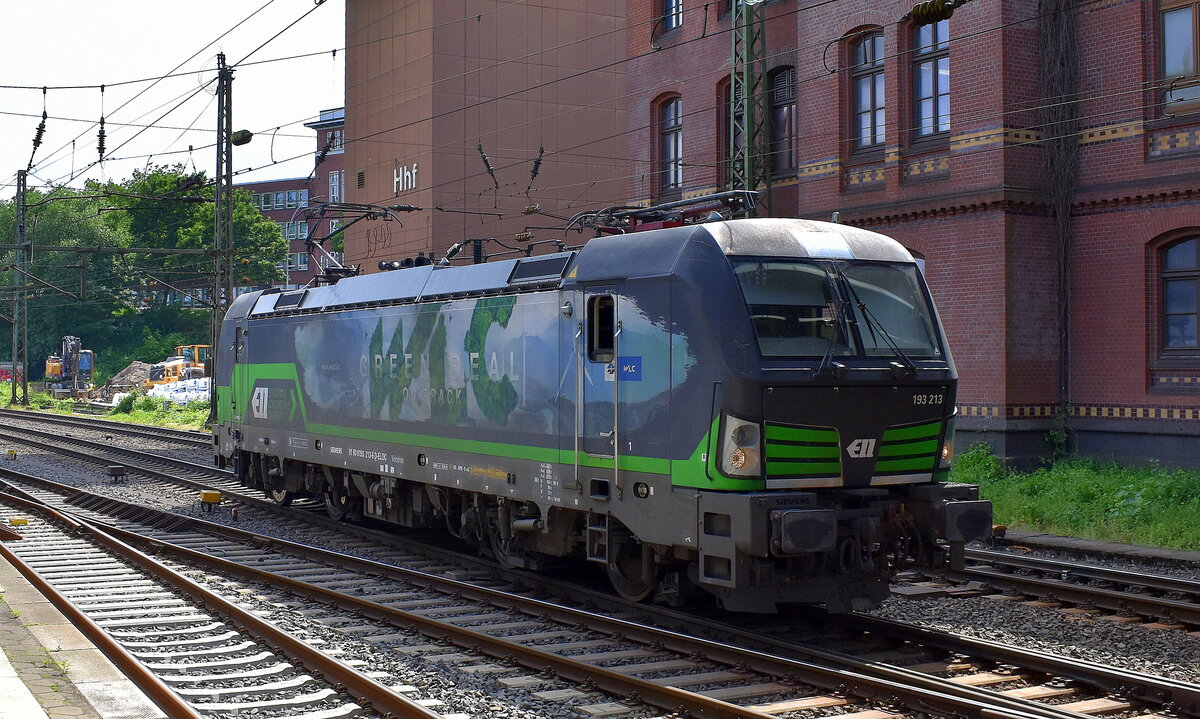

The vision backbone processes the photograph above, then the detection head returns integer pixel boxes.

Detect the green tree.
[1,167,280,381]
[178,190,285,288]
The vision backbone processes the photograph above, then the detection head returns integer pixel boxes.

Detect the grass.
[107,393,210,431]
[0,383,210,431]
[952,443,1200,551]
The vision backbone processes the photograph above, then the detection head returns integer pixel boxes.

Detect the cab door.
[231,322,249,423]
[577,291,623,498]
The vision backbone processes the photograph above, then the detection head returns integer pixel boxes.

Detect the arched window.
[1162,236,1200,352]
[851,32,886,149]
[769,67,796,174]
[659,96,683,192]
[912,20,950,137]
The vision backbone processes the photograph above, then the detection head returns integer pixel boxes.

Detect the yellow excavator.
[143,344,210,389]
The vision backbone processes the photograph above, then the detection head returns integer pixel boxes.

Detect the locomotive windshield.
[733,259,942,359]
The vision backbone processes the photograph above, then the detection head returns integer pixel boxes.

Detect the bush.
[111,394,137,414]
[951,443,1006,483]
[135,396,161,412]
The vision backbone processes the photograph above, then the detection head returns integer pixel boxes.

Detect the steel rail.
[0,487,443,719]
[3,446,1193,718]
[967,548,1200,597]
[961,564,1200,626]
[840,612,1200,716]
[95,513,1065,719]
[0,424,226,480]
[0,465,1074,719]
[0,407,209,445]
[0,501,203,719]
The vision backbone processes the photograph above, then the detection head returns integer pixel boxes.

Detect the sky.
[0,1,345,199]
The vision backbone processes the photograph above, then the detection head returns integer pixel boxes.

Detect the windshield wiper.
[813,267,848,381]
[836,266,918,380]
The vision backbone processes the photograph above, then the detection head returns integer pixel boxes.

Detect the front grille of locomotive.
[763,424,841,481]
[875,419,942,476]
[763,419,943,483]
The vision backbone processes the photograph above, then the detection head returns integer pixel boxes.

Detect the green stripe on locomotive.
[219,363,764,490]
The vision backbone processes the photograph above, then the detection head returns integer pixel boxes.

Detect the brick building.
[341,0,627,265]
[622,0,1200,466]
[333,0,1200,464]
[236,108,346,289]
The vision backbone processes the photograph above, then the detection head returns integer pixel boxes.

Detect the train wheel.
[268,484,294,506]
[488,529,526,569]
[607,527,657,603]
[325,488,351,521]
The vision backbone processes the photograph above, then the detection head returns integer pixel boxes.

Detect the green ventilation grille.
[875,419,942,474]
[763,423,841,479]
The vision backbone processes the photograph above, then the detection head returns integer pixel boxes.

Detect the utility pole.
[10,170,30,406]
[210,53,235,418]
[729,0,769,216]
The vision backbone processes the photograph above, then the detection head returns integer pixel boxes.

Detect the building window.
[663,0,682,31]
[659,97,683,191]
[329,170,342,202]
[913,20,950,137]
[328,129,344,150]
[279,221,310,241]
[851,32,886,150]
[279,253,309,272]
[1163,236,1200,352]
[1162,1,1200,109]
[319,251,345,270]
[274,191,286,208]
[299,189,309,207]
[769,67,796,174]
[286,190,298,208]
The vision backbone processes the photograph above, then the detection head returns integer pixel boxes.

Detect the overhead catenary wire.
[226,0,1117,208]
[26,0,283,183]
[6,0,1163,246]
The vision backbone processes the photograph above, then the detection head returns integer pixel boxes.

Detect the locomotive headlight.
[720,414,762,478]
[939,410,958,469]
[728,446,759,471]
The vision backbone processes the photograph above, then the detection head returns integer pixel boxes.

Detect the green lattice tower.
[729,0,770,215]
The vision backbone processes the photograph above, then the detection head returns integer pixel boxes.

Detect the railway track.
[2,458,1198,719]
[0,465,1061,719]
[2,410,1199,717]
[0,406,210,447]
[0,493,437,719]
[888,548,1200,628]
[5,411,1199,631]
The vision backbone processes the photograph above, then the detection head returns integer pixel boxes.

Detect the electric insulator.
[32,111,46,150]
[911,0,955,25]
[514,231,533,242]
[97,117,106,159]
[530,148,544,179]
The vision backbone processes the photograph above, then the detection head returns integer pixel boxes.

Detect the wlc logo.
[846,438,877,458]
[251,387,270,419]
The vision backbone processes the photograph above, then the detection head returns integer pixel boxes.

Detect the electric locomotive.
[214,214,991,612]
